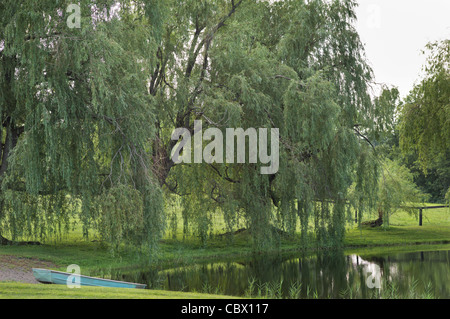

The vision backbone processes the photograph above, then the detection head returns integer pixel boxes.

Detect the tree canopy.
[399,40,450,171]
[0,0,399,253]
[0,0,165,250]
[398,40,450,203]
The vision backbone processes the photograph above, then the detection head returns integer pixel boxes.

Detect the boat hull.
[32,268,146,289]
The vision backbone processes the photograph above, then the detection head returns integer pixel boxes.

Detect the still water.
[103,249,450,298]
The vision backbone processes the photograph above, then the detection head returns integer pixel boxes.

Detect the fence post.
[419,208,423,226]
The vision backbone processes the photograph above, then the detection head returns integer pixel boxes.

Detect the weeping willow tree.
[0,0,391,253]
[0,0,166,252]
[149,0,386,251]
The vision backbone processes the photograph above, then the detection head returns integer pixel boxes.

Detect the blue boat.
[32,268,147,289]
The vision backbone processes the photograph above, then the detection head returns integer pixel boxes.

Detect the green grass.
[345,225,450,247]
[345,205,450,248]
[0,282,237,299]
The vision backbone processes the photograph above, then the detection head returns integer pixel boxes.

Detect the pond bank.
[1,222,450,278]
[0,255,57,284]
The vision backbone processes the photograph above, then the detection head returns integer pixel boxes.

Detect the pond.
[100,249,450,298]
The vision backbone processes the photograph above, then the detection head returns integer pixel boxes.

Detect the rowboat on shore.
[32,268,147,289]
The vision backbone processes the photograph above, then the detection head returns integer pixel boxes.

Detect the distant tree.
[370,86,449,204]
[401,151,450,203]
[398,40,450,204]
[399,40,450,170]
[372,159,429,227]
[348,88,429,227]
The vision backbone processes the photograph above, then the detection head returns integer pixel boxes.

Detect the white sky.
[355,0,450,98]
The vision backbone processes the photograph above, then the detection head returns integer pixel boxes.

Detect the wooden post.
[355,209,358,224]
[419,208,423,226]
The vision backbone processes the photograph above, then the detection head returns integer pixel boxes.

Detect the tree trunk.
[362,208,384,227]
[0,234,41,245]
[0,234,13,245]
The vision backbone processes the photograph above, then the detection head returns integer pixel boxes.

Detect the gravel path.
[0,255,57,284]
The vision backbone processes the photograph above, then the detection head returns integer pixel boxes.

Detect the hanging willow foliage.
[97,185,145,250]
[157,0,386,251]
[96,183,164,252]
[0,0,398,253]
[0,1,165,253]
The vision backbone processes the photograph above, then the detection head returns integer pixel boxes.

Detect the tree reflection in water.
[96,250,450,298]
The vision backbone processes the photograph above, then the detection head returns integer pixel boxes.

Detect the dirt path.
[0,255,57,284]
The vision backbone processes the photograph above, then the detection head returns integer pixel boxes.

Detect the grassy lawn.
[345,225,450,247]
[0,282,237,299]
[345,205,450,247]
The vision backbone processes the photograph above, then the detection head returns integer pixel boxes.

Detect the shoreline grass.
[0,282,238,299]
